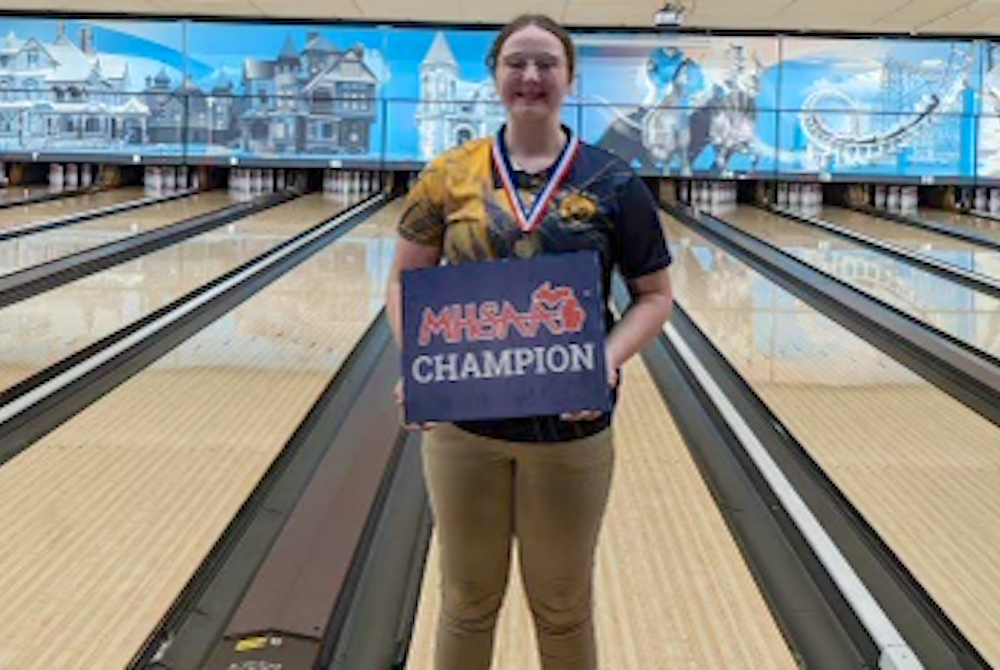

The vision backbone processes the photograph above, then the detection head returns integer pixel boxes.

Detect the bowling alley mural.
[1,14,1000,179]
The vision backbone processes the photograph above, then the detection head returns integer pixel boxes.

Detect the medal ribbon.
[492,128,580,233]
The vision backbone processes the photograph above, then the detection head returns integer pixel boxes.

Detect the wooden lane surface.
[0,200,403,670]
[0,185,52,205]
[0,193,362,396]
[0,191,237,277]
[919,208,1000,246]
[665,213,1000,666]
[818,206,1000,282]
[0,188,146,230]
[405,356,799,670]
[722,205,1000,362]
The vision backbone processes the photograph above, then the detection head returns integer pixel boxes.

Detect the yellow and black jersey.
[398,127,671,442]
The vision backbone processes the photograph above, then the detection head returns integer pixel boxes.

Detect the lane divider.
[664,320,924,670]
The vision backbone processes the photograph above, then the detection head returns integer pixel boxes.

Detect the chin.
[510,104,557,121]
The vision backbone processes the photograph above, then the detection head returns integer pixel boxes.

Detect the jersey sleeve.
[398,157,447,248]
[615,173,672,279]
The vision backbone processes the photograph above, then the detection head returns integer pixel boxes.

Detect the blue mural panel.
[0,17,184,157]
[778,37,980,178]
[572,33,779,176]
[977,42,1000,178]
[182,21,388,162]
[384,28,499,162]
[0,14,995,179]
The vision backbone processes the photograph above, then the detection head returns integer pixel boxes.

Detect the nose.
[522,62,542,82]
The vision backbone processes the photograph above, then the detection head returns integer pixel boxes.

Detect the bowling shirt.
[398,127,671,442]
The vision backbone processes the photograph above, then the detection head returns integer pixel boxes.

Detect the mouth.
[515,92,548,104]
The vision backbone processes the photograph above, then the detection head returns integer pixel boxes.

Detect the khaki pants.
[421,422,615,670]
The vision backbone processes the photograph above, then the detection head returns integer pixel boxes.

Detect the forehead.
[499,25,566,56]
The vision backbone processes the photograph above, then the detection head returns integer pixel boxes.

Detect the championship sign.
[401,251,610,424]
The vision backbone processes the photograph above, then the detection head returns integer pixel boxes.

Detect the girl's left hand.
[559,357,619,422]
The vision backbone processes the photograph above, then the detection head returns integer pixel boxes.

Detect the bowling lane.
[917,208,1000,247]
[0,201,402,670]
[0,193,361,395]
[664,212,1000,666]
[0,187,147,231]
[0,191,236,277]
[0,185,54,204]
[407,356,799,669]
[723,205,1000,361]
[816,206,1000,282]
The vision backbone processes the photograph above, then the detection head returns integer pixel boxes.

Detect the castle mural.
[415,32,504,160]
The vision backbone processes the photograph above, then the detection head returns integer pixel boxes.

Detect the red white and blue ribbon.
[492,128,580,233]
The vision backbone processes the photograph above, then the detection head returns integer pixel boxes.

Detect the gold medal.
[514,236,535,258]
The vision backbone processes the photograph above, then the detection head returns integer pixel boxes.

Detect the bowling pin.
[49,163,63,189]
[65,164,78,189]
[887,186,900,210]
[976,188,987,212]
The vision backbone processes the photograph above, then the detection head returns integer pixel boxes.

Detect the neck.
[504,119,566,163]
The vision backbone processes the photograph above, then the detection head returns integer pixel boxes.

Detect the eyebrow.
[501,52,564,61]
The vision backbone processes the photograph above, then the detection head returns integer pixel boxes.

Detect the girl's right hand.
[394,378,437,431]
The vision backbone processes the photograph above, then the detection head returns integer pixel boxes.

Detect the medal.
[492,128,579,235]
[514,236,535,258]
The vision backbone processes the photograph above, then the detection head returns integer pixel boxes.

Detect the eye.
[536,58,559,72]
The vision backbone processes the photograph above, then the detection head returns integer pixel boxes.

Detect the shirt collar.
[492,124,575,188]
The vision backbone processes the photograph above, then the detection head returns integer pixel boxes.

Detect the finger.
[560,410,603,422]
[402,421,437,431]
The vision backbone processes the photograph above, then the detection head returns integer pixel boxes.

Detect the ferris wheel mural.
[797,44,974,171]
[777,39,977,176]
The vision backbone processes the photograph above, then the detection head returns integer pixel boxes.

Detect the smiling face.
[494,24,573,124]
